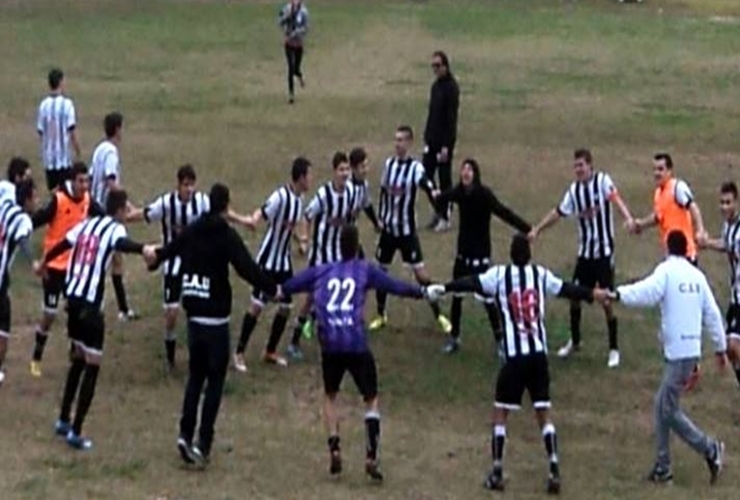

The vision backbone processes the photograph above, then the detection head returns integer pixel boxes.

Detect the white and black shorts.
[494,353,551,411]
[43,269,67,313]
[163,273,183,308]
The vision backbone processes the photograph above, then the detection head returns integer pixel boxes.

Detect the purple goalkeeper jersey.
[282,259,423,352]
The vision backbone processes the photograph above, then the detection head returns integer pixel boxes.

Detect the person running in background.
[279,0,309,104]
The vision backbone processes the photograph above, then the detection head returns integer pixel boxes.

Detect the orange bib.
[653,178,696,259]
[43,191,91,271]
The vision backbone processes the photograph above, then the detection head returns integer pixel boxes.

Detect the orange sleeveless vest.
[653,178,696,259]
[44,190,91,271]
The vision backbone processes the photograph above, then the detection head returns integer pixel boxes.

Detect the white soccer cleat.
[557,339,577,358]
[232,353,248,373]
[607,350,620,368]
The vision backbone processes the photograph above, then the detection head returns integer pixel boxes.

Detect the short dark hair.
[396,125,414,140]
[209,183,230,214]
[106,189,128,216]
[574,148,593,165]
[432,50,450,70]
[16,178,36,206]
[48,68,64,90]
[654,153,673,169]
[340,224,359,260]
[291,156,311,182]
[721,181,738,199]
[104,112,124,139]
[7,157,30,182]
[666,230,688,257]
[332,151,349,169]
[510,233,532,266]
[70,161,89,179]
[177,164,197,184]
[349,147,367,168]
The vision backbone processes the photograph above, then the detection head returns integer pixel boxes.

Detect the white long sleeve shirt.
[616,256,726,361]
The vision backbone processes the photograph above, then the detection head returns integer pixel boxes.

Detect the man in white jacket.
[607,230,727,484]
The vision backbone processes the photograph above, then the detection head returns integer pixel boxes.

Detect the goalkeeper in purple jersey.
[281,224,436,481]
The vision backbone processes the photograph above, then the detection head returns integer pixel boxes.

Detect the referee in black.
[150,183,278,467]
[424,50,459,231]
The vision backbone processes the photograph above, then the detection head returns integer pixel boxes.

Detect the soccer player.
[369,125,450,333]
[529,149,635,368]
[279,0,309,104]
[633,153,707,263]
[699,181,740,390]
[37,190,155,450]
[427,234,602,494]
[37,68,81,191]
[348,147,381,241]
[434,158,531,354]
[233,157,311,372]
[0,157,33,206]
[0,179,38,385]
[127,165,210,370]
[281,225,437,481]
[30,162,105,377]
[287,152,356,360]
[89,111,136,320]
[149,183,278,467]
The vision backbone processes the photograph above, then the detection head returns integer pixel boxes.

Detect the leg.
[180,324,208,445]
[569,300,582,347]
[111,253,132,316]
[321,352,345,474]
[413,264,444,323]
[349,351,383,481]
[529,355,560,494]
[69,309,105,447]
[728,336,740,388]
[197,324,230,457]
[285,45,296,100]
[483,301,503,343]
[164,306,179,369]
[437,156,453,223]
[236,301,261,355]
[422,148,440,228]
[290,295,312,349]
[450,296,463,340]
[371,233,395,325]
[59,344,85,427]
[446,258,467,350]
[294,45,304,81]
[32,270,64,373]
[266,305,290,354]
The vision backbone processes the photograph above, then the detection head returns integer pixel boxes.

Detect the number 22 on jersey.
[326,278,356,313]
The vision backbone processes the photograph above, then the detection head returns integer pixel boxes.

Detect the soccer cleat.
[443,338,460,354]
[286,343,304,361]
[706,440,724,484]
[484,467,505,491]
[365,459,384,481]
[368,315,387,331]
[437,315,452,335]
[645,465,673,484]
[263,352,288,367]
[54,419,71,437]
[301,319,314,339]
[0,369,5,386]
[433,218,451,233]
[426,214,440,230]
[192,444,209,467]
[557,339,580,359]
[30,361,42,378]
[177,437,197,465]
[607,350,620,369]
[66,431,93,451]
[329,450,342,475]
[547,470,561,495]
[232,353,248,373]
[118,309,139,322]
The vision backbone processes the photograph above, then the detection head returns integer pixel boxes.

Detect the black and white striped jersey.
[37,94,76,171]
[557,171,617,260]
[256,184,303,272]
[378,156,435,237]
[305,181,356,266]
[144,191,210,276]
[723,216,740,305]
[350,177,371,223]
[89,140,120,206]
[64,216,128,310]
[478,264,564,359]
[0,203,33,294]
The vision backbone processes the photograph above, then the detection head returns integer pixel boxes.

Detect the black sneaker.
[484,467,505,491]
[177,437,197,465]
[329,450,342,475]
[706,440,724,485]
[365,460,384,482]
[646,465,673,484]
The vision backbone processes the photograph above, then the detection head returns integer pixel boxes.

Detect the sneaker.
[368,315,387,331]
[177,437,197,465]
[286,343,304,361]
[557,339,580,359]
[437,315,452,335]
[288,95,295,104]
[547,471,561,495]
[192,444,209,467]
[54,419,71,437]
[263,351,288,367]
[30,361,42,378]
[301,319,314,339]
[443,338,460,354]
[330,450,342,475]
[66,431,93,451]
[0,369,5,386]
[118,310,139,322]
[484,467,505,491]
[433,218,451,233]
[233,352,248,373]
[365,459,384,482]
[426,213,440,230]
[607,350,620,368]
[645,465,673,484]
[706,440,724,485]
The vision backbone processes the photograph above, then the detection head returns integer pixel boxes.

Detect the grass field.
[1,1,740,499]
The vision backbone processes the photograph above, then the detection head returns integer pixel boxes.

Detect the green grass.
[0,0,739,499]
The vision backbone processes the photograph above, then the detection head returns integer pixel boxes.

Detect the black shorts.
[252,270,293,306]
[572,256,614,289]
[43,269,67,313]
[0,293,11,336]
[453,256,495,303]
[726,304,740,339]
[322,351,378,401]
[494,354,551,410]
[163,273,182,307]
[375,231,423,267]
[44,168,71,192]
[67,300,105,355]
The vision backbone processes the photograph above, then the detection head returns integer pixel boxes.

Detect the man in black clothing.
[149,183,277,467]
[434,158,531,353]
[423,50,459,231]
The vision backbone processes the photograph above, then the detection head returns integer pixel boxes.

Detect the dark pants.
[179,321,230,455]
[423,146,453,215]
[284,44,304,96]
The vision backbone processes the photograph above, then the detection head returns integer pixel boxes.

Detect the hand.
[623,217,636,234]
[632,219,643,235]
[33,260,47,279]
[695,230,709,248]
[592,287,612,305]
[423,284,447,302]
[527,228,539,243]
[431,189,441,199]
[682,363,701,392]
[142,245,159,266]
[715,352,728,372]
[298,239,309,257]
[437,147,449,163]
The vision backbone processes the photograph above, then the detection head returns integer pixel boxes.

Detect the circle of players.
[0,68,736,494]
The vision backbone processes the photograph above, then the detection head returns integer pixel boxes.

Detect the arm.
[434,187,458,218]
[69,129,82,160]
[611,192,634,225]
[557,282,593,302]
[368,265,424,298]
[17,237,35,265]
[530,208,561,238]
[702,280,727,354]
[44,239,73,264]
[291,8,308,37]
[489,190,531,233]
[689,202,706,237]
[363,204,380,229]
[414,164,437,207]
[443,275,484,295]
[613,266,666,308]
[634,212,658,231]
[113,237,144,255]
[66,101,81,159]
[282,266,319,295]
[228,229,277,296]
[31,195,58,229]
